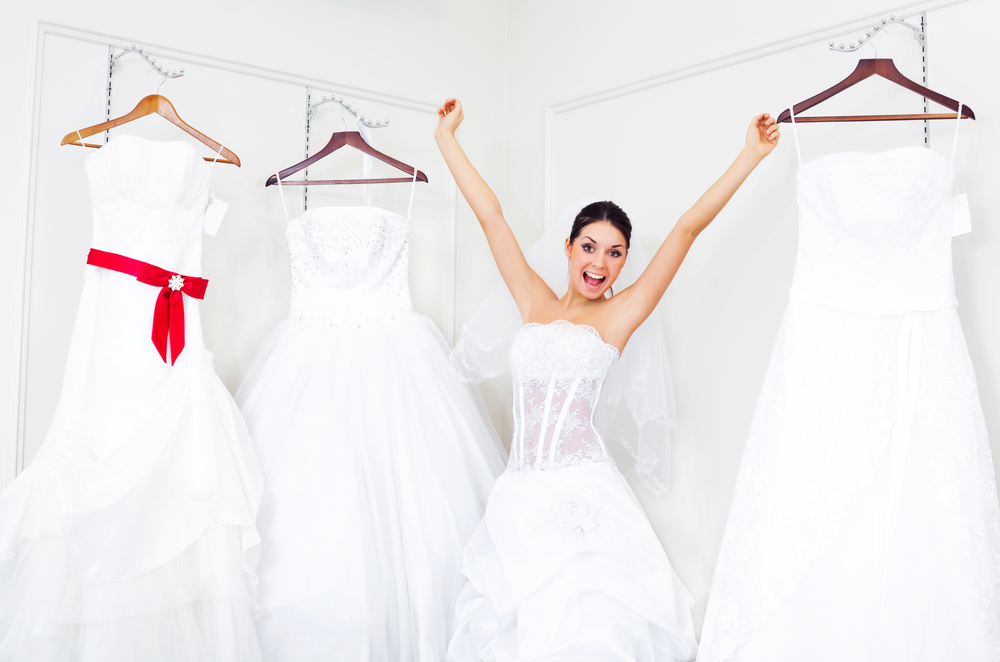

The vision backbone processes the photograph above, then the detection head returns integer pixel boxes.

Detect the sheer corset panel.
[791,148,958,316]
[508,321,620,473]
[85,135,212,276]
[287,206,413,329]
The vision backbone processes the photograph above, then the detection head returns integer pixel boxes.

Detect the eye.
[609,250,622,258]
[582,243,594,253]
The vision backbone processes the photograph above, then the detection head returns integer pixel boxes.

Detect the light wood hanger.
[265,130,427,186]
[776,58,975,123]
[60,94,241,166]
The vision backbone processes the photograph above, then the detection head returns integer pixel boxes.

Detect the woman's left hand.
[746,113,780,160]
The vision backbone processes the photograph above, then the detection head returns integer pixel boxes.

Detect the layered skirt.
[236,314,506,662]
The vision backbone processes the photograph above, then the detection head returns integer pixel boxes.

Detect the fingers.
[437,98,463,120]
[753,113,779,143]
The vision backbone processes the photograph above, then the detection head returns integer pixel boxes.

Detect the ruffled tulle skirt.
[235,314,506,662]
[698,301,1000,662]
[0,269,263,661]
[448,463,697,662]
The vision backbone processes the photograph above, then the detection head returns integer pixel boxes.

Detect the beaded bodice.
[790,147,958,316]
[86,135,211,276]
[508,321,620,473]
[287,206,412,328]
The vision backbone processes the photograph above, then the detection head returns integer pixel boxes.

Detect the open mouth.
[583,271,606,289]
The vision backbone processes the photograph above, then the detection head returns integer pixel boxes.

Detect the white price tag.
[204,196,229,236]
[952,193,971,237]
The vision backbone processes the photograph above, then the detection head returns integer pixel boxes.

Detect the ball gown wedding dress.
[0,135,264,661]
[698,114,1000,662]
[235,199,506,661]
[447,320,698,662]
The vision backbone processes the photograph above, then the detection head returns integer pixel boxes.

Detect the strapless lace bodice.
[86,135,212,276]
[508,321,620,473]
[790,147,958,315]
[287,207,412,328]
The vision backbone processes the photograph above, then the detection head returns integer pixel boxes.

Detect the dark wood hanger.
[265,130,427,186]
[60,94,241,166]
[777,58,975,123]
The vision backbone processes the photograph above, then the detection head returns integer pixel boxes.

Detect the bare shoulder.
[519,280,562,323]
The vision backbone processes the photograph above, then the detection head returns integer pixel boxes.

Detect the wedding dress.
[447,320,698,662]
[0,135,264,661]
[698,110,1000,662]
[236,168,506,661]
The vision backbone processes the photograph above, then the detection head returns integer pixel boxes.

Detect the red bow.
[86,249,209,365]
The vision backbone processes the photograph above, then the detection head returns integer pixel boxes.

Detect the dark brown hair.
[568,201,631,249]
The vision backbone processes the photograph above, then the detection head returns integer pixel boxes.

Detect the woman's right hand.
[435,98,464,139]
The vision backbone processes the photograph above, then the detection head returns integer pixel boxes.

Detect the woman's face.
[564,221,628,300]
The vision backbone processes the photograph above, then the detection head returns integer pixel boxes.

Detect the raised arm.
[434,99,554,320]
[614,113,780,333]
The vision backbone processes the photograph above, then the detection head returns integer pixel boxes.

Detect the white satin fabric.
[0,136,264,661]
[448,321,697,662]
[699,146,1000,662]
[236,206,506,662]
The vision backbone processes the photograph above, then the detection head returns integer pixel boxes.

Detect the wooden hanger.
[60,94,241,166]
[265,130,427,186]
[776,58,975,123]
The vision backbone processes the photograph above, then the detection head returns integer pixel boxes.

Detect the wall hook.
[111,44,185,89]
[308,94,389,128]
[828,14,925,53]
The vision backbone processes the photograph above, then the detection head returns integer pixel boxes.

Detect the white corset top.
[508,321,620,473]
[789,147,958,316]
[287,206,413,328]
[86,135,212,275]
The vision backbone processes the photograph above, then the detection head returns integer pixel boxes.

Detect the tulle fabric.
[236,314,506,662]
[0,265,263,661]
[448,464,697,662]
[698,301,1000,662]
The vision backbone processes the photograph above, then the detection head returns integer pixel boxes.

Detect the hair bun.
[569,201,631,249]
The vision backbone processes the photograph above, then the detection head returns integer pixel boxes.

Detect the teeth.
[584,271,605,281]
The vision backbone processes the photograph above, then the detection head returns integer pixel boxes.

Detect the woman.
[435,98,779,661]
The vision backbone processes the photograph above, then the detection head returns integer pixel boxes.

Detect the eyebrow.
[584,235,624,249]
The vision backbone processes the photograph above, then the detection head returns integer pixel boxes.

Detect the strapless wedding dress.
[699,145,1000,662]
[236,206,506,662]
[0,135,263,661]
[448,320,698,662]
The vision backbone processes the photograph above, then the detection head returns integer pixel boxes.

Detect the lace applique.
[507,322,620,474]
[522,483,632,545]
[286,208,413,328]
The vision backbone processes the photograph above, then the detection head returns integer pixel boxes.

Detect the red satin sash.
[86,249,208,365]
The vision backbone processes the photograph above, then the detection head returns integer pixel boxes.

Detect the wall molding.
[542,0,969,223]
[549,0,967,115]
[8,20,455,482]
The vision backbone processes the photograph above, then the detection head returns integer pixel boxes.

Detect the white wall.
[501,0,1000,633]
[1,0,508,480]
